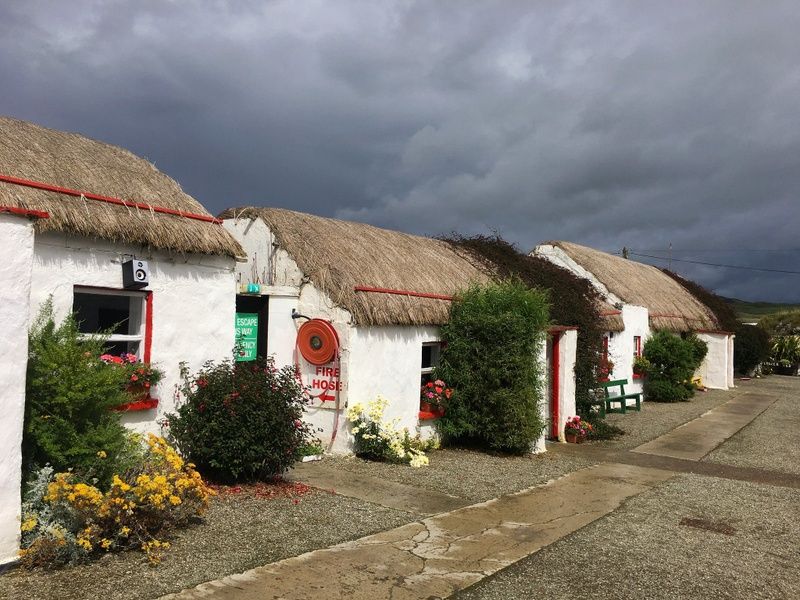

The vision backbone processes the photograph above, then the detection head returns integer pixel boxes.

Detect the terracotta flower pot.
[565,431,586,444]
[420,401,434,413]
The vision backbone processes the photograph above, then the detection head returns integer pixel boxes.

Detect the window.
[73,288,147,357]
[420,342,441,386]
[633,335,642,358]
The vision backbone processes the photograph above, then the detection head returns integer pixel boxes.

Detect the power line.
[627,251,800,275]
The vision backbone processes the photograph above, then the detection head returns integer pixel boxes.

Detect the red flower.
[445,389,452,399]
[197,378,208,388]
[426,382,434,388]
[435,386,443,394]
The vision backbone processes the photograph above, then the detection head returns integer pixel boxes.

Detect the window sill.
[418,410,440,421]
[114,396,159,412]
[632,373,644,380]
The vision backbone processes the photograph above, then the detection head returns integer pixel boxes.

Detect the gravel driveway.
[0,488,413,600]
[454,473,800,600]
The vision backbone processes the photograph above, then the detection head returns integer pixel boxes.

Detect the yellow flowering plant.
[347,397,434,468]
[20,434,213,568]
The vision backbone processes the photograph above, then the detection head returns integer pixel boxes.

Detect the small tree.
[733,324,770,375]
[642,331,708,402]
[165,357,315,482]
[24,301,129,487]
[435,280,549,453]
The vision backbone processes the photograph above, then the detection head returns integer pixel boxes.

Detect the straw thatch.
[220,207,493,326]
[545,241,719,332]
[597,299,625,332]
[0,116,243,257]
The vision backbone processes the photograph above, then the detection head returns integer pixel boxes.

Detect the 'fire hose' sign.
[309,365,342,403]
[234,313,258,361]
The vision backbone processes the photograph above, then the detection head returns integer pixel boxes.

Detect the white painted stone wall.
[0,214,36,564]
[727,335,735,387]
[29,232,237,431]
[696,332,733,390]
[556,330,578,440]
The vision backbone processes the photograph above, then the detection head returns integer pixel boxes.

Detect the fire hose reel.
[297,319,339,365]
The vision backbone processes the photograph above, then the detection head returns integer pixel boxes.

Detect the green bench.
[593,379,642,417]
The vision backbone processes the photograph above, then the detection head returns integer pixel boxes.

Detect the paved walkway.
[160,385,780,600]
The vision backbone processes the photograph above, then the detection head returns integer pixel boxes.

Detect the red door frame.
[550,332,561,439]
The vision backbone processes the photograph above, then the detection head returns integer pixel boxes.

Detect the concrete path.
[162,387,779,600]
[290,462,468,516]
[632,392,776,460]
[161,463,673,600]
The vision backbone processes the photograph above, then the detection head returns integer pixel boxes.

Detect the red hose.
[293,319,342,451]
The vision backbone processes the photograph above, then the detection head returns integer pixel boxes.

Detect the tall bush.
[435,280,549,453]
[24,301,129,487]
[443,235,616,435]
[733,324,770,375]
[642,331,707,402]
[165,357,315,482]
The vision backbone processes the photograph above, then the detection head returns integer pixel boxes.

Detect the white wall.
[29,233,237,430]
[696,332,733,390]
[0,215,36,564]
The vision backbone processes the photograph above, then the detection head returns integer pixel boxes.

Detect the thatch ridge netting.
[550,241,719,332]
[0,116,243,257]
[219,207,493,326]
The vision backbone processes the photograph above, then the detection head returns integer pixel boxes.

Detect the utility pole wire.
[629,252,800,275]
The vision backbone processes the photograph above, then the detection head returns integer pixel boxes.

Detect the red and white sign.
[303,363,343,406]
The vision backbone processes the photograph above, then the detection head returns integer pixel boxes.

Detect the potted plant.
[770,336,800,376]
[633,355,651,379]
[564,416,592,443]
[420,379,452,415]
[101,353,164,401]
[598,357,615,381]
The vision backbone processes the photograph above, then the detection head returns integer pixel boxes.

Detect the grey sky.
[2,1,799,301]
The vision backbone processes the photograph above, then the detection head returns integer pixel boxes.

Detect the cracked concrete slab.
[288,461,469,516]
[160,463,673,600]
[632,393,776,460]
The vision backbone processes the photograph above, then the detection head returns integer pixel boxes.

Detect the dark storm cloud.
[1,1,799,300]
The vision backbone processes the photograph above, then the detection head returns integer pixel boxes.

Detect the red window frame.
[633,335,643,379]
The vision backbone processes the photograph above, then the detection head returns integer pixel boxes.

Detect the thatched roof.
[543,241,719,332]
[0,116,243,257]
[220,207,493,326]
[597,299,625,332]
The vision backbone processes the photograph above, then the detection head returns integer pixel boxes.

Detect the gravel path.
[705,376,800,474]
[321,448,597,503]
[0,489,413,600]
[598,385,739,449]
[454,473,800,600]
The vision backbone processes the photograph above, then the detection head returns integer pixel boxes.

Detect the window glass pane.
[74,292,136,335]
[421,345,433,369]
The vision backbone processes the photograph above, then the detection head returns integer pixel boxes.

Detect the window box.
[114,396,159,412]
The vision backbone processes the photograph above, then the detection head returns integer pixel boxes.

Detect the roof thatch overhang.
[0,117,243,258]
[545,241,719,333]
[220,207,493,326]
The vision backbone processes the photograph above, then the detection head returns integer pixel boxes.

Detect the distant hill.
[723,297,800,323]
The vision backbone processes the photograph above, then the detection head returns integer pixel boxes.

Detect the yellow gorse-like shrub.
[23,434,213,566]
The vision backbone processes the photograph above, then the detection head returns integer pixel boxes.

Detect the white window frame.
[73,287,147,358]
[421,342,442,383]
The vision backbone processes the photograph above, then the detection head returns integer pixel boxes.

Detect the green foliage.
[443,235,607,433]
[165,357,315,482]
[733,325,771,375]
[435,280,549,453]
[642,331,707,402]
[24,301,129,488]
[770,335,800,365]
[759,310,800,337]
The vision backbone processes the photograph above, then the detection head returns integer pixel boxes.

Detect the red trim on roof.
[548,325,579,334]
[649,312,705,321]
[0,173,222,224]
[694,329,735,335]
[353,286,454,301]
[0,205,49,219]
[599,310,622,316]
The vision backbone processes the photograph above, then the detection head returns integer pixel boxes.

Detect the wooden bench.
[597,379,641,416]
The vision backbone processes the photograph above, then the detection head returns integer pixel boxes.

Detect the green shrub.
[733,325,771,375]
[443,235,607,435]
[165,357,315,482]
[435,280,549,453]
[23,301,130,488]
[642,331,707,402]
[758,310,800,337]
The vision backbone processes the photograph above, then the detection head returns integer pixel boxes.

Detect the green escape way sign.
[235,313,258,361]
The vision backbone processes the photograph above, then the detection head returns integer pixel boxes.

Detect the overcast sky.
[2,1,799,301]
